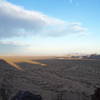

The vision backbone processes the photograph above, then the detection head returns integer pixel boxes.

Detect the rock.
[91,88,100,100]
[11,91,42,100]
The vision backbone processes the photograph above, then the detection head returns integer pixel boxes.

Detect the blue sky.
[0,0,100,56]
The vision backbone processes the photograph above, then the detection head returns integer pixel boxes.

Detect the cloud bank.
[0,1,87,39]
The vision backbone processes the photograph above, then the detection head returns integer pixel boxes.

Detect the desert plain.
[0,56,100,100]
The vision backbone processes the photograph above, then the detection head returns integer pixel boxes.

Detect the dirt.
[0,58,100,100]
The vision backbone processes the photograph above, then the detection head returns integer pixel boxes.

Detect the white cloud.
[0,1,87,38]
[0,40,29,46]
[0,0,3,2]
[42,22,87,37]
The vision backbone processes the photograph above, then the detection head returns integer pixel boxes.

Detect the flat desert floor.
[0,57,100,100]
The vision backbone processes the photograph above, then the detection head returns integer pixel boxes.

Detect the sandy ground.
[0,57,100,100]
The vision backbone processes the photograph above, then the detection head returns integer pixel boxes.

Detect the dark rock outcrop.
[91,88,100,100]
[11,91,42,100]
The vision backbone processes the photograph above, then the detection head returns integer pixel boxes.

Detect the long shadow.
[0,59,47,100]
[0,59,23,100]
[0,59,23,71]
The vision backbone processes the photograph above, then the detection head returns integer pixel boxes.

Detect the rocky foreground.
[0,58,100,100]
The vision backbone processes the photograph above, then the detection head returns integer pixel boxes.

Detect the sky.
[0,0,100,56]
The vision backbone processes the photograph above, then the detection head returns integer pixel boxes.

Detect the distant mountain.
[82,54,100,59]
[88,54,100,59]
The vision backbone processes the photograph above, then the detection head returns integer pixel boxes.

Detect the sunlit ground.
[0,56,48,71]
[0,56,98,71]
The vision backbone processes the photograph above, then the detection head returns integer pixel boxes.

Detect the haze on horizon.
[0,0,100,56]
